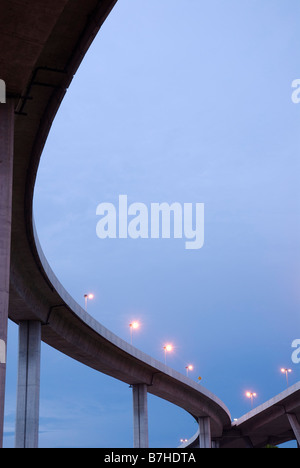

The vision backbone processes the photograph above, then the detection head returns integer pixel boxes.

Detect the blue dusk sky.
[4,0,300,448]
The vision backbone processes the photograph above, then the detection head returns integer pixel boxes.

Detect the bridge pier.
[0,99,15,448]
[198,416,212,448]
[287,413,300,447]
[15,321,41,449]
[212,440,220,448]
[132,384,149,448]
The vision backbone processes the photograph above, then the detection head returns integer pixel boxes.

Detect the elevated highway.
[0,0,299,449]
[0,0,231,448]
[222,382,300,448]
[180,383,300,449]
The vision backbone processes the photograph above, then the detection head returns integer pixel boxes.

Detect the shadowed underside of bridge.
[0,0,299,449]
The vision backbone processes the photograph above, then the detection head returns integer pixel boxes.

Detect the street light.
[246,391,257,408]
[163,344,173,365]
[185,365,194,377]
[129,322,140,345]
[84,293,94,311]
[281,368,292,387]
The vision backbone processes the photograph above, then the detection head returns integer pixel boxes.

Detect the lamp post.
[281,368,292,387]
[185,365,194,377]
[84,293,94,311]
[246,391,257,408]
[129,322,139,345]
[163,344,173,365]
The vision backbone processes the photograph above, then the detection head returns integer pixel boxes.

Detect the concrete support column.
[132,384,149,448]
[0,99,15,448]
[287,413,300,447]
[198,417,211,448]
[15,321,42,449]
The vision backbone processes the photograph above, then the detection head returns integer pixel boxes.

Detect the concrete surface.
[133,384,149,449]
[0,99,14,448]
[198,417,211,449]
[15,321,41,449]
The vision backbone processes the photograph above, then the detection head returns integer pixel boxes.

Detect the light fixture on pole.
[281,368,292,387]
[185,365,194,377]
[84,293,94,311]
[246,391,257,408]
[129,322,139,345]
[163,344,173,365]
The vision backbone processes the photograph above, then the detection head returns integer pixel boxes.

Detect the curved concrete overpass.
[1,0,299,450]
[0,0,232,448]
[181,383,300,449]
